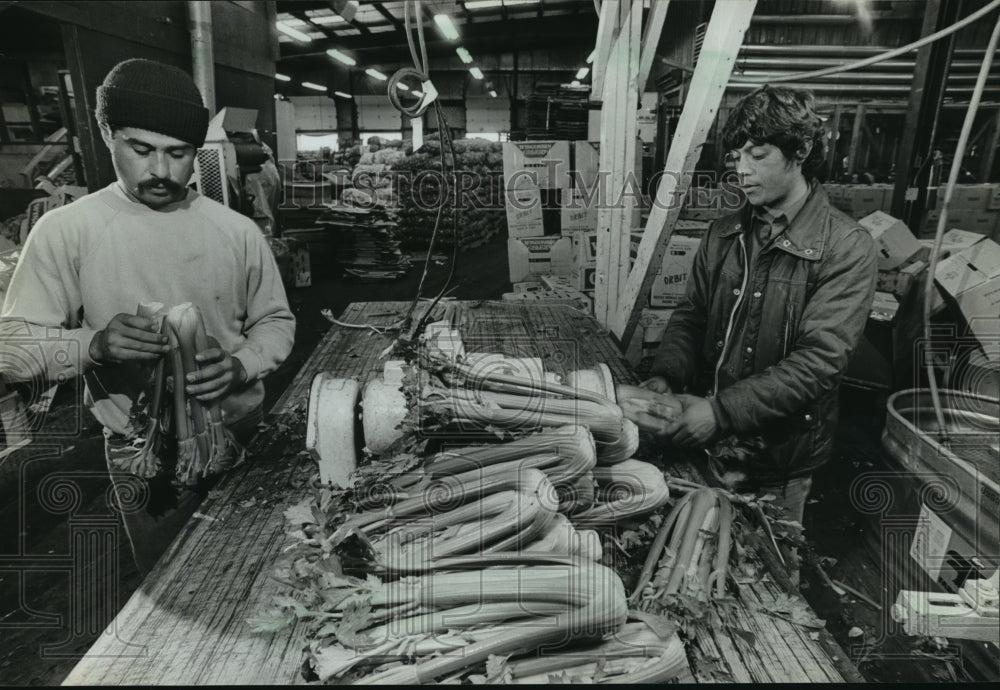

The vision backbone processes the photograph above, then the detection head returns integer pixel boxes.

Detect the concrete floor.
[1,231,994,684]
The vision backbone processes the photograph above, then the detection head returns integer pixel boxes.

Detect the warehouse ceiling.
[274,0,601,97]
[271,0,944,99]
[276,0,598,58]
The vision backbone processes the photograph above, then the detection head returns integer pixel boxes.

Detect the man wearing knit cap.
[0,58,296,573]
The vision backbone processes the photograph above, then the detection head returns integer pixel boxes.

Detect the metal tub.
[882,388,1000,568]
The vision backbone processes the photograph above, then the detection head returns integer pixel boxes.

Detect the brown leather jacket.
[651,181,878,482]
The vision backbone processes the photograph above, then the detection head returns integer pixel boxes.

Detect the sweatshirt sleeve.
[231,229,296,382]
[0,213,100,384]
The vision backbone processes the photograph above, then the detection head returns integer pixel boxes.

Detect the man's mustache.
[137,179,183,194]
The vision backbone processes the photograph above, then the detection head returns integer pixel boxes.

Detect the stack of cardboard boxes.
[932,231,1000,363]
[846,209,1000,389]
[503,140,574,282]
[824,183,894,219]
[502,139,643,284]
[825,182,1000,240]
[923,183,1000,239]
[502,140,720,367]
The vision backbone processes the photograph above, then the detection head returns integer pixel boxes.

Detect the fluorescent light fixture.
[366,68,388,81]
[586,50,596,64]
[575,67,590,80]
[466,0,537,7]
[456,47,473,64]
[276,21,312,42]
[302,81,327,91]
[275,73,291,82]
[396,82,410,91]
[326,49,356,66]
[434,14,460,40]
[489,89,498,98]
[469,66,484,79]
[334,91,352,98]
[311,15,346,25]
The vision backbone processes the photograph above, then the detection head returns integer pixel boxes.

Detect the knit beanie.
[96,59,210,148]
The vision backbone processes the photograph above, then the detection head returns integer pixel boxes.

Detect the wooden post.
[589,0,620,100]
[56,70,86,187]
[613,0,758,345]
[847,104,865,179]
[21,61,43,142]
[890,0,960,221]
[638,0,671,92]
[825,104,842,182]
[594,0,642,326]
[979,107,1000,182]
[61,25,103,191]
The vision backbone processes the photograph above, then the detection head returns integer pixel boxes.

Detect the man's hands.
[618,378,681,435]
[90,313,169,363]
[665,395,720,448]
[618,378,720,449]
[184,336,247,402]
[90,320,245,402]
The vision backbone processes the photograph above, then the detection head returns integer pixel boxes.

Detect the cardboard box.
[950,210,998,236]
[505,184,545,239]
[573,139,643,190]
[624,308,675,366]
[502,140,570,190]
[649,235,701,308]
[512,280,547,294]
[508,236,573,283]
[849,186,886,218]
[935,238,1000,362]
[570,263,597,292]
[988,184,1000,211]
[560,188,598,234]
[894,259,926,297]
[572,230,598,264]
[933,184,996,211]
[859,211,923,270]
[936,228,987,256]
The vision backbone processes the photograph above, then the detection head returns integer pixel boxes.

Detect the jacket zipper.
[713,233,750,396]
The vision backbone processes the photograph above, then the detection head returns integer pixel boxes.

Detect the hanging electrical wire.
[386,0,462,345]
[326,0,457,338]
[731,0,1000,85]
[921,7,1000,442]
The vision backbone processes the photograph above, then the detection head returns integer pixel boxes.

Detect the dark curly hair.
[722,85,826,177]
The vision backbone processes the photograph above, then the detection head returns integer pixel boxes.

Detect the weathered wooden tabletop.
[64,301,861,685]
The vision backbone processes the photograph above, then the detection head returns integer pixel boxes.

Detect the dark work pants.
[758,475,813,587]
[108,407,262,575]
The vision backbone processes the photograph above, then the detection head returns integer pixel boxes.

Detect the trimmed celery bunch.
[103,302,244,487]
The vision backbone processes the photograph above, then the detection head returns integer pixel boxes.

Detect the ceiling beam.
[373,1,404,29]
[279,13,599,59]
[289,9,338,40]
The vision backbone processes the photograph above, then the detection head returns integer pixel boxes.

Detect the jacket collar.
[718,179,829,261]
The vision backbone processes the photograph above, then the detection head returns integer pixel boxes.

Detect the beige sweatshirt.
[0,183,295,426]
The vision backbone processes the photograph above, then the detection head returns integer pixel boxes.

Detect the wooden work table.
[64,301,863,685]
